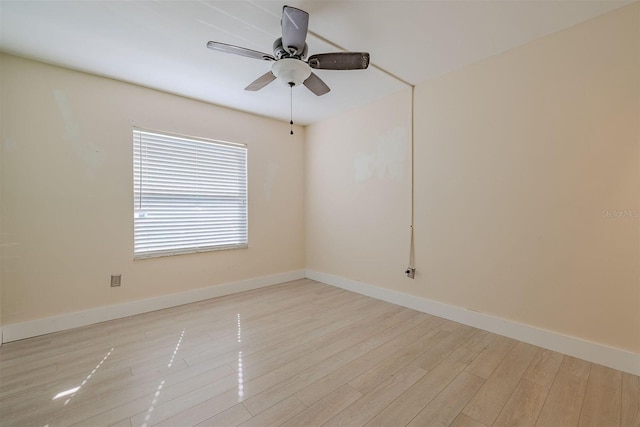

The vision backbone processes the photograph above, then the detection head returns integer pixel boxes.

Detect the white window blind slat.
[133,129,248,259]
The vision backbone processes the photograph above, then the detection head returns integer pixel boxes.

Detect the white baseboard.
[2,270,305,343]
[305,269,640,376]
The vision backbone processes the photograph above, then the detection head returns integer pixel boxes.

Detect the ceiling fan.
[206,5,370,97]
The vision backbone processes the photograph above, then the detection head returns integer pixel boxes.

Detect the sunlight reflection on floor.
[238,313,244,400]
[141,329,184,427]
[51,347,114,407]
[168,330,185,368]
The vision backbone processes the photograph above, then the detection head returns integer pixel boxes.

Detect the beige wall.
[306,4,640,353]
[0,54,305,325]
[305,90,412,285]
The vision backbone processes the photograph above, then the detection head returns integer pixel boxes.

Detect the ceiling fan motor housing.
[273,37,308,60]
[271,58,311,87]
[273,38,288,59]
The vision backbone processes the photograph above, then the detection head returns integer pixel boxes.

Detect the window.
[133,128,248,259]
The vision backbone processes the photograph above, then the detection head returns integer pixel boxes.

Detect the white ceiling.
[0,0,633,125]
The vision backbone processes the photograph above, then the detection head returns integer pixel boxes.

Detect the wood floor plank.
[409,325,479,372]
[41,363,236,426]
[493,378,548,427]
[462,330,495,352]
[183,294,379,369]
[578,364,623,427]
[283,384,362,427]
[2,282,316,372]
[241,308,423,416]
[239,302,404,375]
[523,348,564,389]
[621,372,640,427]
[194,403,252,427]
[449,413,489,427]
[366,338,486,427]
[535,366,589,427]
[322,365,428,427]
[462,341,539,426]
[0,279,638,427]
[294,315,442,406]
[71,372,238,426]
[347,328,450,395]
[182,290,370,367]
[237,395,306,427]
[464,335,516,379]
[560,355,592,379]
[147,387,240,427]
[405,370,484,427]
[109,418,132,427]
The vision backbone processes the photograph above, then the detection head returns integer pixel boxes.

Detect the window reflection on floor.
[141,329,184,427]
[238,312,244,400]
[51,347,114,406]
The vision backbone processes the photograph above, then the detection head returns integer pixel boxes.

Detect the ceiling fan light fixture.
[271,58,311,87]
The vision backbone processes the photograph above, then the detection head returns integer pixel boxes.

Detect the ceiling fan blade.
[308,52,370,70]
[303,72,330,96]
[207,41,275,61]
[245,71,277,91]
[281,6,309,56]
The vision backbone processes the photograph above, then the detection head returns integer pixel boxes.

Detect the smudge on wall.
[53,89,103,177]
[353,126,407,182]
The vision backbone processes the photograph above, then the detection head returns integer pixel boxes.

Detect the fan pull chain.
[289,82,294,135]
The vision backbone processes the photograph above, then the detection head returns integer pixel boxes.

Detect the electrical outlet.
[405,268,415,279]
[111,274,121,287]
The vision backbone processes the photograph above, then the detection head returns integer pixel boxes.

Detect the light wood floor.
[0,279,638,427]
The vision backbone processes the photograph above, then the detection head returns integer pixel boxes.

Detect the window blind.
[133,129,248,259]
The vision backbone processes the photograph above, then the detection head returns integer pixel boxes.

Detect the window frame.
[132,127,248,260]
